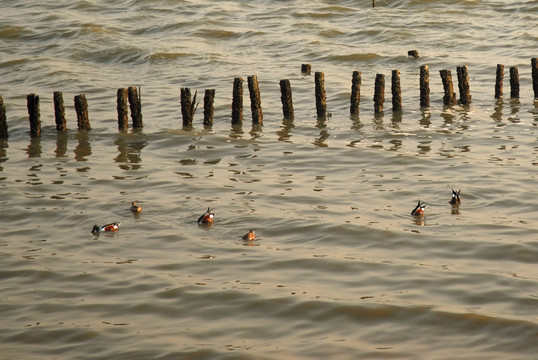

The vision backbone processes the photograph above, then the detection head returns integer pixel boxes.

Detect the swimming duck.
[449,189,461,205]
[197,207,215,224]
[91,222,120,233]
[130,201,142,213]
[411,201,427,216]
[242,229,256,241]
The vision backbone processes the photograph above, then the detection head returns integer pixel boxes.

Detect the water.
[1,0,537,358]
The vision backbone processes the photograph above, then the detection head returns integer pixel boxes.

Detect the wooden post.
[391,70,402,111]
[510,66,519,99]
[128,86,143,128]
[248,75,263,125]
[408,50,419,58]
[350,70,361,116]
[0,95,7,138]
[373,74,385,114]
[301,64,311,75]
[231,77,243,125]
[53,91,66,131]
[203,89,215,127]
[27,93,41,136]
[117,88,129,130]
[420,65,430,107]
[74,94,91,130]
[315,71,327,118]
[372,0,375,8]
[495,64,504,99]
[180,87,197,127]
[531,58,538,100]
[279,79,294,120]
[439,69,458,105]
[456,65,472,105]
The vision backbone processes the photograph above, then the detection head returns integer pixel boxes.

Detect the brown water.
[1,0,537,359]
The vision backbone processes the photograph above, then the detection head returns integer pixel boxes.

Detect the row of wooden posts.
[1,58,537,138]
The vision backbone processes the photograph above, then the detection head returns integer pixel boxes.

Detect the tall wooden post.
[531,58,538,99]
[301,64,311,75]
[231,77,243,125]
[420,65,430,107]
[117,88,129,130]
[27,93,41,136]
[180,87,197,127]
[280,79,294,120]
[315,71,327,118]
[350,70,361,116]
[0,95,7,138]
[203,89,215,127]
[128,86,143,128]
[53,91,66,131]
[248,75,263,125]
[510,66,519,99]
[495,64,504,99]
[74,94,91,130]
[457,65,472,104]
[373,74,385,114]
[391,69,402,111]
[439,69,458,105]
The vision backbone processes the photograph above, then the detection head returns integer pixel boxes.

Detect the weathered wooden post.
[531,58,538,99]
[0,95,7,138]
[456,65,472,104]
[203,89,215,127]
[408,50,419,58]
[315,71,327,118]
[117,88,129,130]
[391,70,402,111]
[27,93,41,136]
[510,66,519,99]
[248,75,263,125]
[279,79,294,120]
[373,74,385,114]
[180,87,197,127]
[420,65,430,107]
[301,64,311,75]
[128,86,143,128]
[231,77,243,125]
[74,94,91,130]
[350,70,361,116]
[439,69,458,105]
[495,64,504,99]
[53,91,66,131]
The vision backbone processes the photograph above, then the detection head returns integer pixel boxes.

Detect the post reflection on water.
[277,118,295,143]
[74,131,91,162]
[114,132,147,171]
[313,118,329,147]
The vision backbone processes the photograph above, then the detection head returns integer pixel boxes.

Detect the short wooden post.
[128,86,143,128]
[74,94,90,130]
[350,70,361,116]
[0,95,7,138]
[391,69,402,111]
[510,66,519,99]
[420,65,430,107]
[180,87,197,127]
[315,71,327,118]
[373,74,385,114]
[279,79,294,120]
[203,89,215,127]
[248,75,263,125]
[117,88,129,130]
[439,69,457,105]
[301,64,311,75]
[456,65,472,105]
[408,50,419,58]
[53,91,66,131]
[231,77,243,125]
[27,93,41,136]
[531,58,538,99]
[495,64,504,99]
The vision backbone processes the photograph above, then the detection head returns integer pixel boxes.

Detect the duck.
[411,201,427,216]
[242,229,256,241]
[130,201,142,213]
[91,222,120,233]
[449,189,461,205]
[197,207,215,225]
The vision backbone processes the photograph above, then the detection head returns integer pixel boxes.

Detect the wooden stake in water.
[128,86,143,128]
[0,95,8,138]
[74,94,90,130]
[456,65,472,105]
[117,88,129,130]
[180,87,197,127]
[248,75,263,125]
[350,70,361,116]
[531,58,538,99]
[53,91,66,131]
[373,74,385,114]
[420,65,430,107]
[301,64,311,75]
[510,66,519,99]
[391,69,402,111]
[279,79,294,120]
[315,71,327,118]
[495,64,504,99]
[439,69,458,106]
[27,93,41,136]
[408,50,419,58]
[232,77,243,125]
[203,89,215,127]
